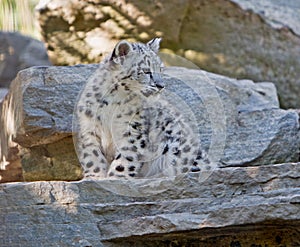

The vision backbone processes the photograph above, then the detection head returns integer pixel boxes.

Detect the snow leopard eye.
[142,68,151,75]
[137,69,151,78]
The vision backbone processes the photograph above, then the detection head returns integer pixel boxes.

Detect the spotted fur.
[75,38,207,179]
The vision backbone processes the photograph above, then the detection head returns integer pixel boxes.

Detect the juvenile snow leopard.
[75,38,207,179]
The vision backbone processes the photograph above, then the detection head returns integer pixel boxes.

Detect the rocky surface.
[0,31,51,88]
[36,0,300,108]
[0,1,298,245]
[0,88,8,102]
[231,0,300,35]
[0,163,299,246]
[0,65,299,182]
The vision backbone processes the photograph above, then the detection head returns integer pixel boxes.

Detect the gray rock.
[164,67,300,167]
[0,65,96,181]
[36,0,300,108]
[231,0,300,35]
[0,88,8,102]
[0,163,299,246]
[0,65,299,181]
[0,32,51,87]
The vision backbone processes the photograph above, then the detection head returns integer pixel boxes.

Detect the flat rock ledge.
[1,163,299,246]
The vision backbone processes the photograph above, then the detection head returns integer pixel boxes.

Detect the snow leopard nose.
[155,82,164,89]
[152,73,164,89]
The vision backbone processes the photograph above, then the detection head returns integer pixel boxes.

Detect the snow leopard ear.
[147,38,162,53]
[111,40,133,60]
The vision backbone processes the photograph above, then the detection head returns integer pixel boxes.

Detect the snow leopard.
[75,38,207,179]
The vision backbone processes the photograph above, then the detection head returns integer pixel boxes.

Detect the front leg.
[107,154,141,178]
[77,130,109,179]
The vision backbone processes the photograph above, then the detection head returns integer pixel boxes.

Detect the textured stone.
[0,163,299,246]
[0,31,51,88]
[0,65,96,181]
[0,89,8,102]
[231,0,300,35]
[36,0,300,108]
[0,65,299,182]
[164,67,300,167]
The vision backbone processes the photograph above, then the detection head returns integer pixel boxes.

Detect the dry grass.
[0,0,40,38]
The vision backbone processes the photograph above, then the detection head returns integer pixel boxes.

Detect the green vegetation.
[0,0,39,38]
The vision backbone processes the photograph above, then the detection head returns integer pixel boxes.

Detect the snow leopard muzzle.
[152,73,164,90]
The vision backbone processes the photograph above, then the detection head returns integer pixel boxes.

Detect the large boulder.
[0,65,299,182]
[0,32,51,88]
[36,0,300,108]
[0,163,299,245]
